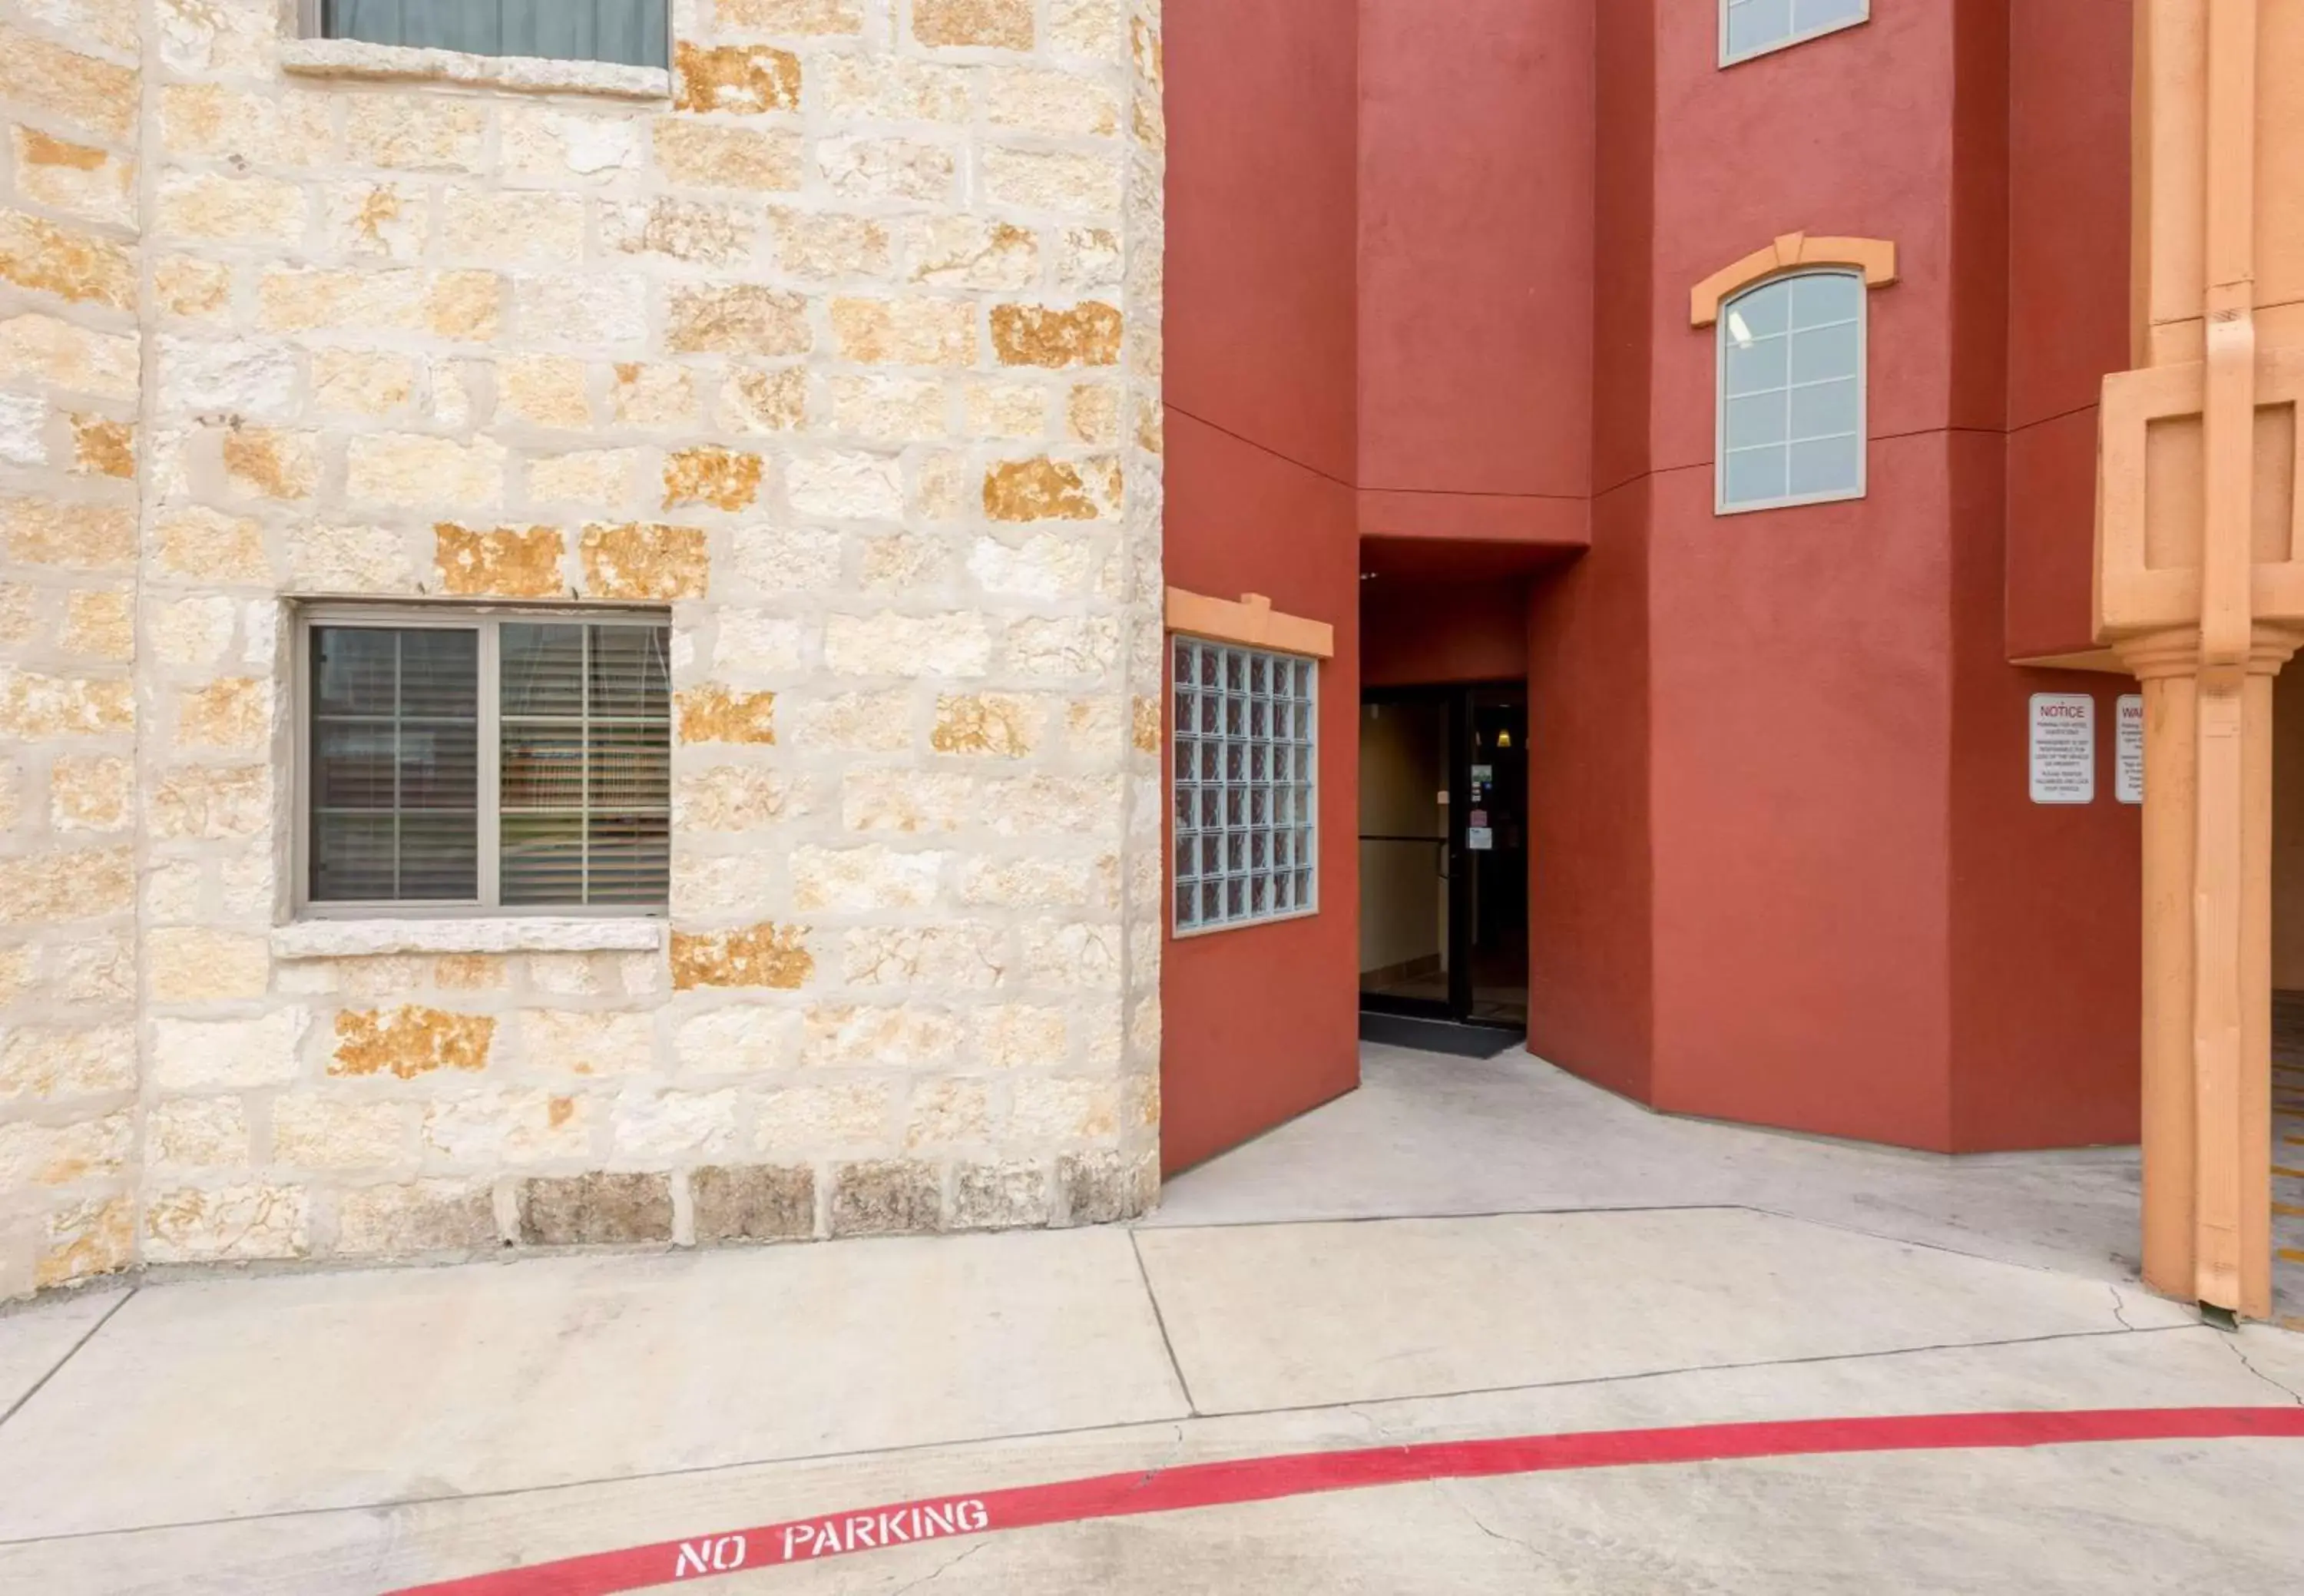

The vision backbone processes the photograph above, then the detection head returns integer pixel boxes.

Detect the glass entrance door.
[1358,684,1528,1028]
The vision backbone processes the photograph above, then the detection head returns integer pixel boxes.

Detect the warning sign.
[2117,694,2143,805]
[2029,694,2095,805]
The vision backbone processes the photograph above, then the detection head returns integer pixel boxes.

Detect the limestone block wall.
[1,0,1164,1299]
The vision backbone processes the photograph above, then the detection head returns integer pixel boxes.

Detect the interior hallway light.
[1497,731,1513,748]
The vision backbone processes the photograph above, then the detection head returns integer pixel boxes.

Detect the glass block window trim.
[1720,0,1869,65]
[1171,637,1319,935]
[319,1,670,69]
[1716,268,1867,514]
[299,605,671,916]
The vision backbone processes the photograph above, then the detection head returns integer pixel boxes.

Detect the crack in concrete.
[1121,1422,1187,1498]
[1435,1478,1544,1567]
[883,1539,984,1594]
[2107,1283,2137,1331]
[2225,1338,2304,1406]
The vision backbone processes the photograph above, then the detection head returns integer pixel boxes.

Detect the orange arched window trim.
[1689,233,1898,327]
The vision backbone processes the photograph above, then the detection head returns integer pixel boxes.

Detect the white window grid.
[1715,268,1867,515]
[1720,0,1870,66]
[292,601,672,919]
[1171,638,1318,935]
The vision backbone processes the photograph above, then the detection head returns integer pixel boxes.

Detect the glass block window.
[321,1,670,69]
[303,609,670,913]
[1716,269,1866,513]
[1171,637,1318,935]
[1720,0,1868,65]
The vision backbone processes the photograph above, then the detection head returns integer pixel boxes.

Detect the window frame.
[1169,635,1322,940]
[1713,266,1869,516]
[1718,0,1871,68]
[294,0,674,71]
[292,600,673,922]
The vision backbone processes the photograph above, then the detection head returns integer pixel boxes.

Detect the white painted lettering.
[782,1525,816,1560]
[955,1500,989,1532]
[847,1515,876,1549]
[878,1510,912,1544]
[922,1504,956,1535]
[712,1536,747,1571]
[674,1543,712,1579]
[809,1519,840,1556]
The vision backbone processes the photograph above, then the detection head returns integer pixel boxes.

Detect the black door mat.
[1359,1010,1526,1058]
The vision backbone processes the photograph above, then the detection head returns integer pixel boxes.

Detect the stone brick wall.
[0,0,1164,1299]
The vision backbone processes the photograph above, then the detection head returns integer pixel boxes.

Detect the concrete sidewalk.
[0,1046,2299,1592]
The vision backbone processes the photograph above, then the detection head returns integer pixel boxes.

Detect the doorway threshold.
[1359,1010,1526,1059]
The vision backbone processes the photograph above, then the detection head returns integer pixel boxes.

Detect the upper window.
[1173,637,1319,935]
[1716,269,1866,513]
[1720,0,1869,65]
[299,608,671,916]
[319,1,670,69]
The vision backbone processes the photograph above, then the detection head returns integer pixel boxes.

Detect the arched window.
[1716,269,1866,513]
[1721,0,1869,66]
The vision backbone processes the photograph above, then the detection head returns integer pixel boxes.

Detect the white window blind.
[1172,638,1318,935]
[1720,0,1868,65]
[304,611,670,913]
[1716,269,1866,512]
[323,1,670,68]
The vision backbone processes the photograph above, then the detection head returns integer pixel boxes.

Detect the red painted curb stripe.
[389,1406,2304,1594]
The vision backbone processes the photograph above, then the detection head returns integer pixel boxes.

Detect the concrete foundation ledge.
[270,917,666,959]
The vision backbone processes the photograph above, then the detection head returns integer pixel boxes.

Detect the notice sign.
[2117,694,2144,805]
[1468,828,1495,852]
[2029,693,2096,805]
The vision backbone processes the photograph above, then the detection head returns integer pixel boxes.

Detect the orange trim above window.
[1164,588,1334,659]
[1690,232,1899,326]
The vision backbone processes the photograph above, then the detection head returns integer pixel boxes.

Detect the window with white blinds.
[319,1,670,68]
[302,608,671,915]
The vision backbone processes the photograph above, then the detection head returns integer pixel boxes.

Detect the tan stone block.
[154,255,232,321]
[69,414,134,479]
[814,56,970,121]
[1066,382,1122,444]
[1055,224,1124,292]
[442,187,585,263]
[911,449,972,522]
[435,523,566,598]
[804,1005,963,1068]
[43,931,134,1005]
[670,923,815,990]
[983,455,1118,522]
[968,533,1096,599]
[789,451,905,521]
[422,1089,594,1164]
[0,669,131,738]
[345,95,488,171]
[0,1022,134,1101]
[0,847,131,925]
[257,265,422,333]
[149,1097,250,1168]
[675,41,803,114]
[427,271,505,340]
[785,688,911,752]
[962,856,1095,909]
[0,944,29,1006]
[156,171,304,243]
[175,677,270,753]
[983,146,1123,215]
[518,1008,657,1077]
[824,612,990,677]
[512,273,641,346]
[347,433,507,508]
[145,1183,310,1263]
[433,955,509,991]
[719,0,862,31]
[287,522,414,593]
[932,691,1040,756]
[1134,392,1165,454]
[992,303,1123,369]
[819,137,956,204]
[1020,921,1122,989]
[653,119,803,191]
[0,25,135,138]
[730,525,842,593]
[605,362,690,427]
[46,753,129,833]
[36,1194,133,1288]
[953,1161,1050,1229]
[1004,614,1121,680]
[906,1080,992,1149]
[600,195,754,265]
[498,355,592,428]
[710,368,799,437]
[965,379,1048,440]
[913,0,1034,49]
[0,581,29,645]
[154,507,266,583]
[154,1011,307,1091]
[332,1007,494,1081]
[336,1180,498,1255]
[312,349,416,419]
[667,284,811,356]
[660,447,763,514]
[845,922,1007,988]
[517,1171,672,1245]
[672,1006,799,1073]
[220,427,319,502]
[859,532,948,591]
[0,1112,131,1188]
[714,608,809,672]
[147,926,270,1005]
[983,66,1123,137]
[840,770,974,834]
[0,312,137,399]
[1011,1075,1119,1141]
[147,594,237,669]
[611,1087,740,1159]
[525,953,616,997]
[273,1098,406,1171]
[826,373,945,442]
[581,522,710,600]
[148,762,268,840]
[161,83,329,161]
[1051,0,1125,58]
[691,1164,816,1242]
[528,447,639,505]
[676,765,802,831]
[8,497,135,570]
[829,1160,941,1236]
[500,106,642,180]
[769,210,892,279]
[985,773,1122,837]
[11,128,132,228]
[792,845,945,912]
[972,1005,1070,1068]
[60,587,133,659]
[331,954,427,1001]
